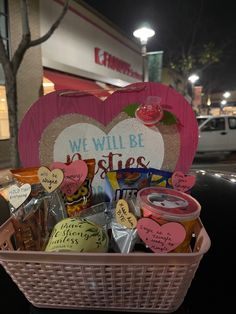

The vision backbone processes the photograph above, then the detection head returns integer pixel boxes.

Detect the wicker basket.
[0,217,210,313]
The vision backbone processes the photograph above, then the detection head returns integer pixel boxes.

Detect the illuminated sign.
[94,47,142,80]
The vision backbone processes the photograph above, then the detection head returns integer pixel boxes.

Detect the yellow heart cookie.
[115,199,137,229]
[38,166,64,193]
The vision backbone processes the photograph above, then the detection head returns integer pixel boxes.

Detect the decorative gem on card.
[38,166,64,193]
[172,171,196,192]
[115,199,137,229]
[135,96,163,126]
[8,183,31,209]
[50,160,88,195]
[137,218,186,253]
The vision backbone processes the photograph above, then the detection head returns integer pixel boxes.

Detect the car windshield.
[196,117,208,126]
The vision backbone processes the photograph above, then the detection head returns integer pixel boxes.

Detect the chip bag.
[56,158,96,217]
[105,168,151,201]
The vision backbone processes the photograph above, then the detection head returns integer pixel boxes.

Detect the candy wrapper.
[77,201,110,228]
[108,199,141,253]
[105,168,151,201]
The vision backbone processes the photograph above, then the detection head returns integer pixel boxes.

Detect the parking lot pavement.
[192,152,236,172]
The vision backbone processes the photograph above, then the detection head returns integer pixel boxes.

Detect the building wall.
[40,0,142,86]
[0,140,10,168]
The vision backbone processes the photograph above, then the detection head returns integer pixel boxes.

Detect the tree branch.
[11,0,31,75]
[21,0,31,36]
[29,0,70,47]
[0,32,15,84]
[11,0,69,74]
[0,35,10,69]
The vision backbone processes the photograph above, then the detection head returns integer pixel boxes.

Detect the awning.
[43,69,112,99]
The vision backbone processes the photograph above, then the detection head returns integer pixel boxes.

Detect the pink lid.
[137,187,201,221]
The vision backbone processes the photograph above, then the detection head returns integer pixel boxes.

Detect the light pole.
[207,96,211,115]
[133,27,155,82]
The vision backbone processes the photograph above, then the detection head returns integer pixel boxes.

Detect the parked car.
[196,115,236,153]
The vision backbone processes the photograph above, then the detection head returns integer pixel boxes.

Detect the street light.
[133,26,155,82]
[220,99,227,114]
[223,91,231,99]
[188,74,199,84]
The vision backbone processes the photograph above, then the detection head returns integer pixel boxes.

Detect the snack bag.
[149,168,173,188]
[108,199,140,253]
[61,159,96,217]
[8,167,66,250]
[105,168,151,201]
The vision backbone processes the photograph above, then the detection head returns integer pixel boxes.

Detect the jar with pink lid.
[137,187,201,253]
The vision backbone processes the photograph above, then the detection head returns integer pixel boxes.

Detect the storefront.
[0,0,142,167]
[40,0,142,94]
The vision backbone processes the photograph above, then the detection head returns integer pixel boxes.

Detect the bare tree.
[0,0,69,168]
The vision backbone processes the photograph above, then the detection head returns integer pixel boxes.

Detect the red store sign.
[94,47,142,80]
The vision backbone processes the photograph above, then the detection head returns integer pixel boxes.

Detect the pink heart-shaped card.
[18,82,198,194]
[172,171,196,192]
[137,218,186,253]
[50,160,88,195]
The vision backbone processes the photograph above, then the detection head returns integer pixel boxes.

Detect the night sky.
[85,0,236,93]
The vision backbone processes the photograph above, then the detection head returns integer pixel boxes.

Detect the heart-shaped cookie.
[50,160,88,195]
[38,166,64,193]
[137,218,186,253]
[115,199,137,229]
[172,171,196,192]
[8,183,31,209]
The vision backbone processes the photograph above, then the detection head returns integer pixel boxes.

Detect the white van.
[196,115,236,153]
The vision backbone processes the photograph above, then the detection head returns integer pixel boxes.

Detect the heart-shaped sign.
[8,183,31,209]
[50,160,88,195]
[137,218,186,253]
[38,166,64,193]
[18,82,199,195]
[115,199,137,229]
[172,171,196,192]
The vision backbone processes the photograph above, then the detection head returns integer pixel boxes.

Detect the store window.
[0,0,9,140]
[0,86,9,139]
